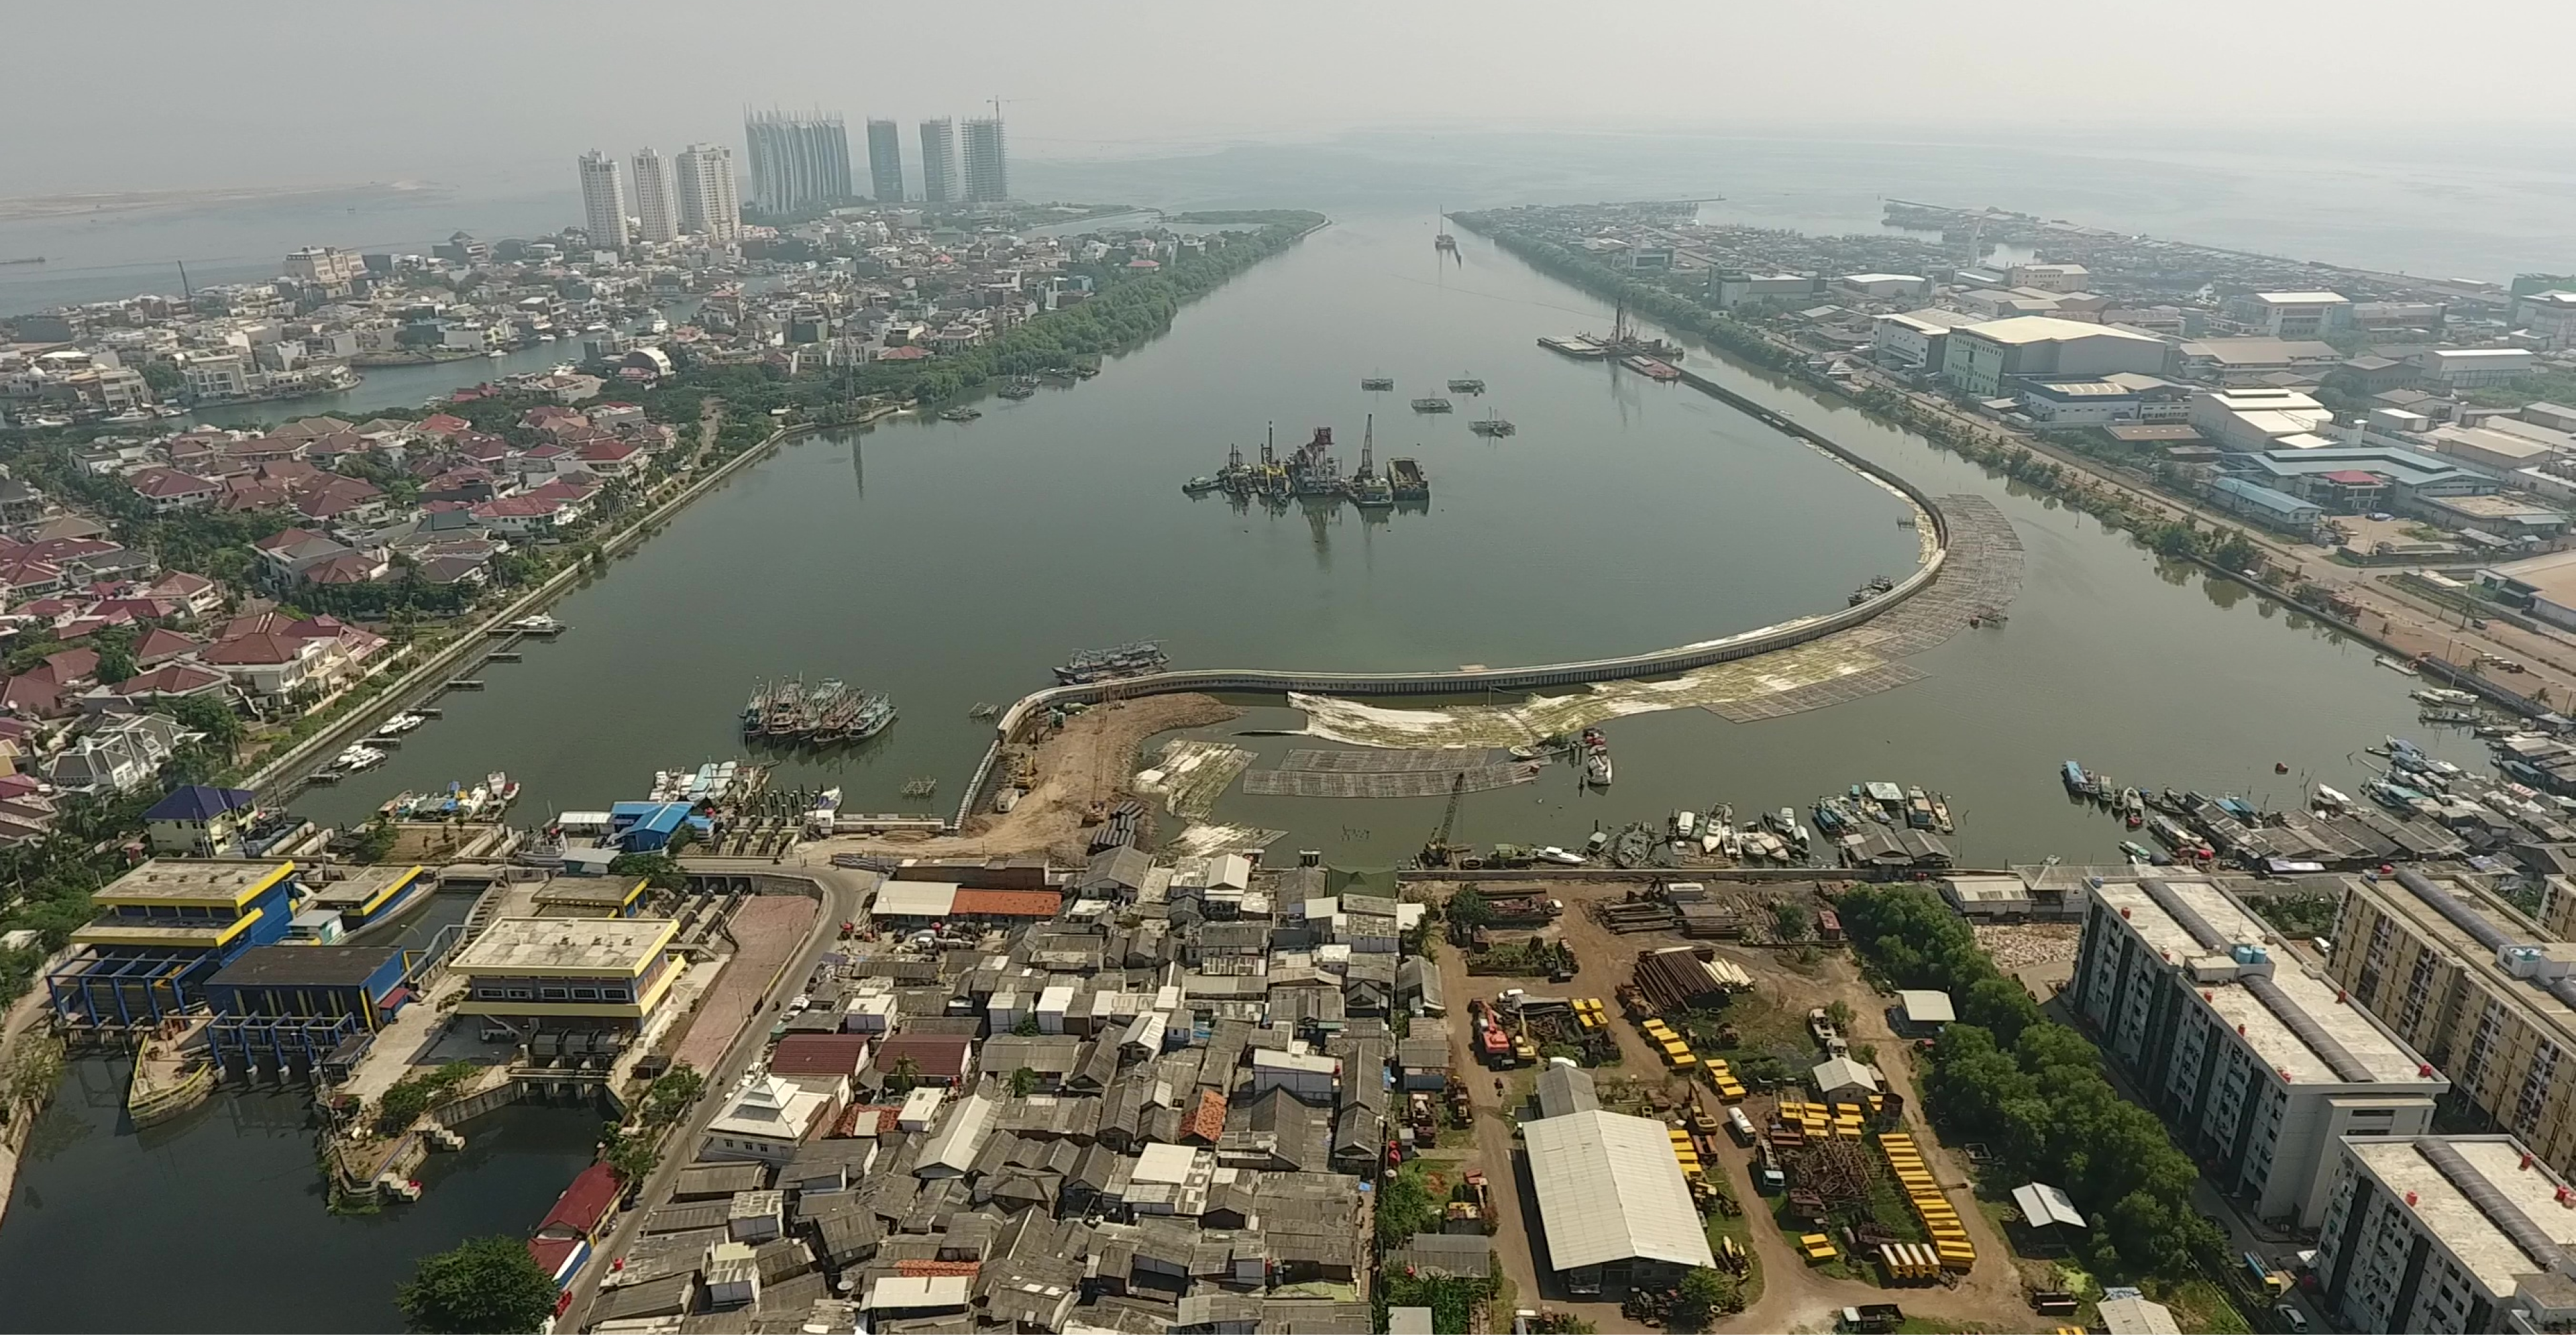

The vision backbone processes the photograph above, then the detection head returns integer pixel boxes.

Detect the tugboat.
[1181,476,1221,496]
[2122,788,2145,829]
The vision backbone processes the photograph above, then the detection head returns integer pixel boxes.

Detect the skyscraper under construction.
[742,111,852,215]
[865,118,904,202]
[917,117,957,204]
[962,115,1008,203]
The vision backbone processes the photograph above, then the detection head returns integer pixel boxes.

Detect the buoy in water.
[2275,762,2290,774]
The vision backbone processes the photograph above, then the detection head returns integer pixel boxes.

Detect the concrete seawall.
[954,380,1965,821]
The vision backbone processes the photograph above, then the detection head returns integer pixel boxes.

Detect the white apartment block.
[674,143,739,241]
[2227,290,2354,339]
[631,148,678,245]
[2314,1134,2576,1334]
[577,150,629,252]
[283,246,363,288]
[2071,875,2446,1227]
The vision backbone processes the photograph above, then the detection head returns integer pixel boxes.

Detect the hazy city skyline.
[11,0,2576,196]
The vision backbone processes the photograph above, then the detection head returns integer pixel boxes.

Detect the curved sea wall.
[953,392,1960,824]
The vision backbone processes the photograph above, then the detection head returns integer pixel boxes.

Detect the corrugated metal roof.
[1521,1110,1714,1272]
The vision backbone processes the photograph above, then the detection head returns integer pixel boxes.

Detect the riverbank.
[1455,212,2573,717]
[246,402,894,797]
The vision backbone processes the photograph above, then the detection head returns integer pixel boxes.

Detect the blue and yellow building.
[46,859,299,1028]
[203,945,415,1077]
[451,917,686,1040]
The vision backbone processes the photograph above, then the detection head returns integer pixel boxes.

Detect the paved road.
[555,859,871,1331]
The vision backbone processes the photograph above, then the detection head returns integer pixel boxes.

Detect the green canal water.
[288,211,2479,865]
[0,894,605,1334]
[0,210,2492,1331]
[288,213,1930,832]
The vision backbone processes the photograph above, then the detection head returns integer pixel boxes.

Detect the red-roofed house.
[127,467,219,513]
[216,479,292,513]
[413,413,472,439]
[471,485,591,539]
[97,661,230,706]
[0,556,66,601]
[205,615,386,705]
[868,1034,975,1088]
[291,476,386,525]
[132,626,209,668]
[520,406,586,431]
[142,572,224,619]
[769,1033,871,1108]
[572,439,642,475]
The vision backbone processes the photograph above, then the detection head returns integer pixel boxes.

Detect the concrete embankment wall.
[251,414,871,796]
[954,376,1956,818]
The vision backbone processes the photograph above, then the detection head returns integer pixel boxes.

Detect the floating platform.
[1409,398,1454,413]
[1360,376,1395,391]
[1448,378,1485,394]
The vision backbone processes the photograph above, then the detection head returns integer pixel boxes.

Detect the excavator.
[1418,772,1466,867]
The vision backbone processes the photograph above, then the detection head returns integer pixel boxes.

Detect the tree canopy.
[394,1236,557,1334]
[1838,886,2220,1276]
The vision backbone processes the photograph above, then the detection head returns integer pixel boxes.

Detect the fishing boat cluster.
[1576,782,1958,873]
[377,772,519,822]
[2063,698,2576,877]
[741,678,896,745]
[1053,641,1171,686]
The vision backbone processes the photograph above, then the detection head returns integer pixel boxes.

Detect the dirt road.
[815,693,1239,863]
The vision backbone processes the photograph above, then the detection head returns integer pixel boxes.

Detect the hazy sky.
[9,0,2576,195]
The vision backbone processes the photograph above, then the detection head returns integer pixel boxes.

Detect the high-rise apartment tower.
[674,143,740,241]
[865,119,904,203]
[743,111,852,215]
[917,117,956,205]
[577,150,628,251]
[961,115,1008,203]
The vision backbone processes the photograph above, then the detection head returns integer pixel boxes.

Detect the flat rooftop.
[97,859,293,908]
[1962,315,2165,345]
[207,945,401,990]
[304,864,426,910]
[2097,878,2438,1085]
[532,877,649,907]
[2489,547,2576,606]
[2347,1136,2576,1296]
[451,917,678,975]
[2354,874,2576,1038]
